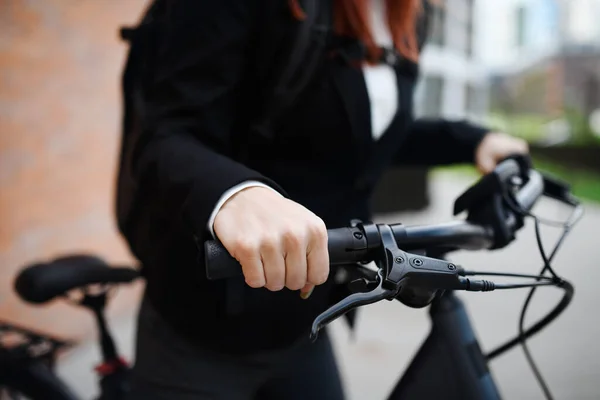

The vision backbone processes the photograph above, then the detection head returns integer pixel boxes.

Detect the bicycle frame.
[3,276,500,400]
[8,156,576,400]
[0,291,130,400]
[0,322,78,400]
[386,291,501,400]
[379,237,504,400]
[0,350,79,400]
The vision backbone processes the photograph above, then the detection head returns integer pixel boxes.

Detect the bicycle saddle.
[14,255,139,304]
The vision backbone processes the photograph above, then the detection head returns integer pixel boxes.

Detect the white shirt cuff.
[207,181,282,239]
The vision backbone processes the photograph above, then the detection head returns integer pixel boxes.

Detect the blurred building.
[475,0,561,74]
[490,50,600,117]
[483,0,600,143]
[414,0,490,123]
[557,0,600,48]
[381,0,493,212]
[376,0,491,214]
[476,0,600,71]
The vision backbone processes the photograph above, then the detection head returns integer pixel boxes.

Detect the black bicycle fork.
[387,292,502,400]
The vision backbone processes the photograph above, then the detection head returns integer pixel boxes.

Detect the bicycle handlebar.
[205,222,492,280]
[205,161,545,281]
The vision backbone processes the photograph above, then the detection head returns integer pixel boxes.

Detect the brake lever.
[309,224,464,341]
[310,271,392,341]
[309,225,401,341]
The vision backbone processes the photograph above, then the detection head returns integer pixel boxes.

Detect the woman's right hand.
[213,186,330,298]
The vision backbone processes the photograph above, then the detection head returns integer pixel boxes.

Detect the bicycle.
[205,155,582,400]
[2,155,581,399]
[2,256,140,399]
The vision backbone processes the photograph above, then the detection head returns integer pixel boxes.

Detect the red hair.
[290,0,423,63]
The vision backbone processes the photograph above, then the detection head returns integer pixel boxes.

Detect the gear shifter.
[309,224,464,341]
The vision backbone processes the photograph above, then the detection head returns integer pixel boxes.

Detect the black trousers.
[128,295,346,400]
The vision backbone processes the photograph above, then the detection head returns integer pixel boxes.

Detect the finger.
[478,156,496,175]
[261,237,286,291]
[282,230,307,291]
[306,222,329,286]
[234,242,266,288]
[519,140,529,153]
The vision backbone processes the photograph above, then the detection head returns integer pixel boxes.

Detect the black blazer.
[122,0,489,354]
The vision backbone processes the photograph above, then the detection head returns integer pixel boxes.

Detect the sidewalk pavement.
[57,172,600,399]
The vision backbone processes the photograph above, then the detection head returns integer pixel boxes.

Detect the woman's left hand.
[475,132,529,175]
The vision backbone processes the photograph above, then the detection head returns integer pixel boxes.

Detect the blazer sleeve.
[393,118,490,166]
[132,0,286,238]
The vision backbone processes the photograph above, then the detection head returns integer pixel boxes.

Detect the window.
[466,20,474,58]
[430,4,446,47]
[465,0,475,58]
[422,75,445,117]
[441,0,473,57]
[465,83,483,117]
[516,5,527,48]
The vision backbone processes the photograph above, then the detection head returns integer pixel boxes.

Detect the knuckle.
[241,264,264,288]
[308,218,327,240]
[286,281,304,291]
[264,265,285,291]
[259,234,280,251]
[286,271,306,291]
[282,227,304,248]
[232,239,257,258]
[245,276,264,288]
[265,281,285,291]
[242,270,264,288]
[312,264,330,285]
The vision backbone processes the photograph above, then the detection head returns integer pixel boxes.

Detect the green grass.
[533,158,600,203]
[432,158,600,204]
[486,112,550,142]
[487,111,600,147]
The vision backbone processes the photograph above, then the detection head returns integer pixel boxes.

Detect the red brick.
[0,0,150,340]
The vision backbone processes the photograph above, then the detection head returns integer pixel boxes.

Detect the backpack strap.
[250,0,333,141]
[116,0,169,239]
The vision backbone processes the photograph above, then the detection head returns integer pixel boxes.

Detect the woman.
[123,0,528,398]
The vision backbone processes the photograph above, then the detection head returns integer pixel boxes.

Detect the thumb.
[477,155,496,175]
[300,283,315,300]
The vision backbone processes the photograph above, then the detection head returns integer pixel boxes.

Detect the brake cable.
[471,191,584,400]
[303,171,582,400]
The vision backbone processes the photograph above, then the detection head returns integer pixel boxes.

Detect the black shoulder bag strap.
[233,0,332,165]
[116,0,168,239]
[254,0,332,136]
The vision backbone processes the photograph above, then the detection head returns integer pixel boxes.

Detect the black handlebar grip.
[204,241,243,280]
[515,170,544,212]
[204,227,369,281]
[326,227,368,265]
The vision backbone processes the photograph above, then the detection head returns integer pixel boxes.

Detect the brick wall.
[0,0,149,341]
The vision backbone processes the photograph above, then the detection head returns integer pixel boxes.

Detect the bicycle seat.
[14,255,140,304]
